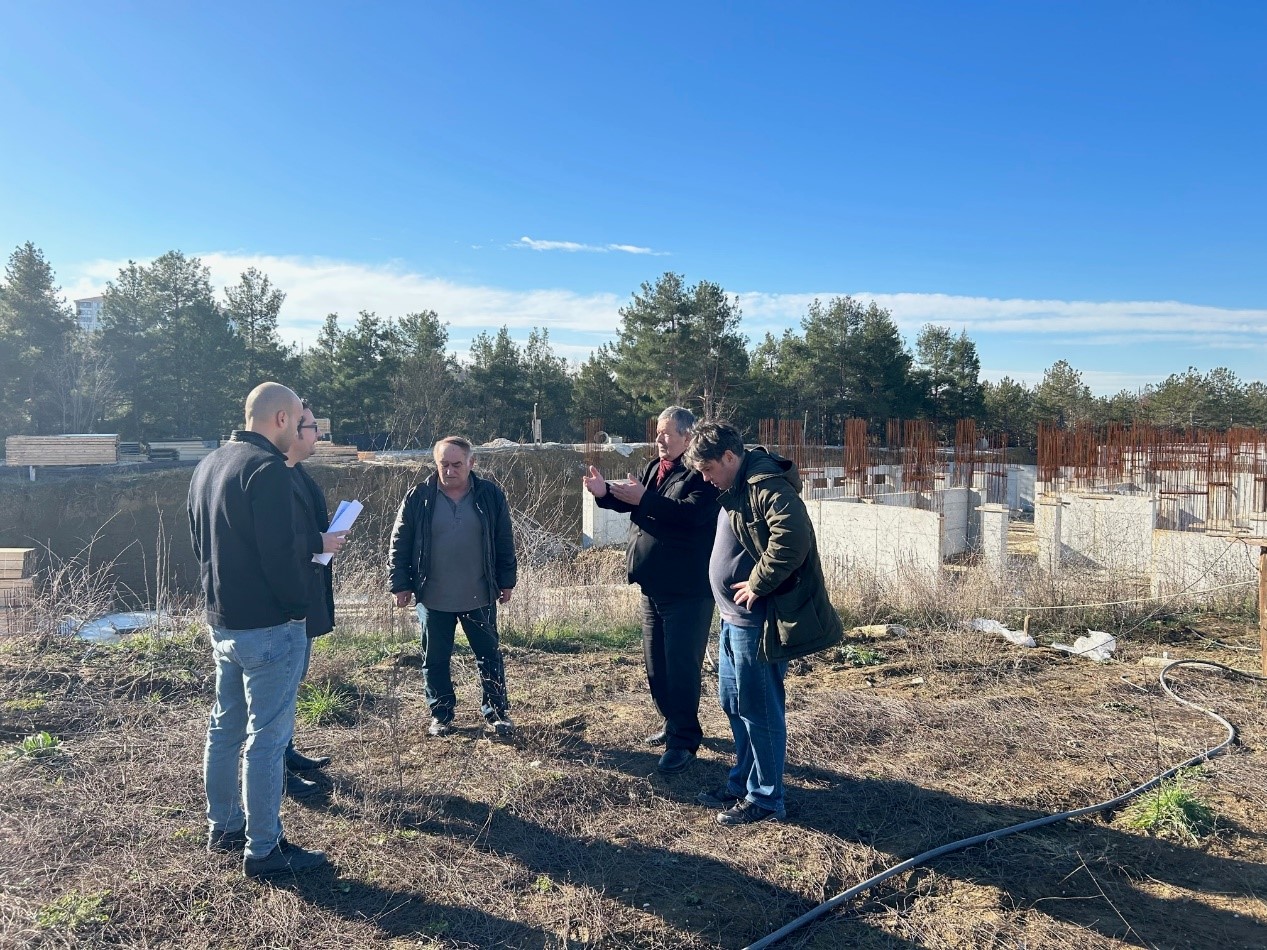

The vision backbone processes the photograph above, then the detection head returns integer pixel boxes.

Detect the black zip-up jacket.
[387,471,517,604]
[595,456,719,601]
[292,462,335,638]
[187,430,308,630]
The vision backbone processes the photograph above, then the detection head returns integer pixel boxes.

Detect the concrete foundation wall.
[1034,488,1255,603]
[1035,497,1062,572]
[938,487,976,556]
[1055,492,1156,573]
[581,492,631,548]
[1150,531,1258,599]
[809,497,942,587]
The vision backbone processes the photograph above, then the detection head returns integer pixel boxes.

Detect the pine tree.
[0,242,77,435]
[224,267,294,389]
[612,273,748,418]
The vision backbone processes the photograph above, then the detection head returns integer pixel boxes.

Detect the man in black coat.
[188,382,340,879]
[280,402,347,796]
[583,406,720,774]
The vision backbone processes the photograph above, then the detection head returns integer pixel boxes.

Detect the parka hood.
[737,446,801,493]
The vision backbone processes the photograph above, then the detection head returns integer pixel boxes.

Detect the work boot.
[244,838,328,879]
[285,770,322,798]
[644,727,668,747]
[206,827,247,854]
[716,800,780,826]
[657,748,695,774]
[484,710,515,737]
[286,747,330,771]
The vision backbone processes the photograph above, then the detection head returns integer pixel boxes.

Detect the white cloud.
[980,367,1165,393]
[734,290,1267,346]
[61,252,624,350]
[514,236,665,255]
[58,252,1267,386]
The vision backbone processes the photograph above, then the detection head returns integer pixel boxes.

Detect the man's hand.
[498,588,513,605]
[393,591,413,608]
[321,530,348,555]
[609,473,645,505]
[731,581,759,610]
[582,465,607,498]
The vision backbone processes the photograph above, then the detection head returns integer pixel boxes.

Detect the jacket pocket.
[770,577,813,647]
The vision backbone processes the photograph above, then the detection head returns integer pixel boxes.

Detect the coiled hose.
[743,659,1259,950]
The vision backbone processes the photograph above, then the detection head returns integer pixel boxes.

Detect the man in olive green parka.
[686,421,843,825]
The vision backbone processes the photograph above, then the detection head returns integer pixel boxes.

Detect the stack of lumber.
[147,439,218,461]
[0,547,35,604]
[311,441,359,458]
[5,434,119,466]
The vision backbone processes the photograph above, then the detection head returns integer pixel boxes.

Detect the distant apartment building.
[74,295,104,333]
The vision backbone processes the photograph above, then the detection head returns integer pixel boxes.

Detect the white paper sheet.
[312,499,362,565]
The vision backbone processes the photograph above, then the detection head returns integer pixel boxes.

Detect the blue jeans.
[204,619,306,859]
[415,603,507,721]
[718,621,788,817]
[286,636,315,758]
[641,594,713,751]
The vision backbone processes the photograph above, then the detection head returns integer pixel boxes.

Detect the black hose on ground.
[743,659,1259,950]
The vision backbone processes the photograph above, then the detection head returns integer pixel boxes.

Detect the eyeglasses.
[298,423,319,434]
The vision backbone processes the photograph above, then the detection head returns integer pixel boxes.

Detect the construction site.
[583,420,1267,616]
[6,418,1267,635]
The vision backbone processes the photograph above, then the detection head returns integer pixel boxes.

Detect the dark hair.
[300,398,311,411]
[685,421,745,467]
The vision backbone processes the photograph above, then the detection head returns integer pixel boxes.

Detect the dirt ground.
[1,617,1265,949]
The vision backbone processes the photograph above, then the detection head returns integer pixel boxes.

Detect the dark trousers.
[415,602,507,722]
[641,594,713,752]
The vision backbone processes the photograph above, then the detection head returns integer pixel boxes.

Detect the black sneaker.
[286,748,330,771]
[244,839,329,879]
[696,786,742,808]
[717,800,780,826]
[206,827,246,854]
[484,711,515,737]
[427,717,454,737]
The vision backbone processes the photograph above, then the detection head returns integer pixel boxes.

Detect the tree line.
[1,241,1262,451]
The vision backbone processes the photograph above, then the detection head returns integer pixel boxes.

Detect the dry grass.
[1,587,1265,949]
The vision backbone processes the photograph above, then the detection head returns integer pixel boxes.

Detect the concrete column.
[1036,496,1063,574]
[581,490,630,549]
[977,504,1009,574]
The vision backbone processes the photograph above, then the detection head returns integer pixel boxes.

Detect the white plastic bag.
[1052,628,1117,662]
[967,617,1035,648]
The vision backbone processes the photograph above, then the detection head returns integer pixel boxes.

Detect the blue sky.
[2,2,1264,394]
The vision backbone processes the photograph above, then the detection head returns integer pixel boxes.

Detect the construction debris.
[1052,629,1117,662]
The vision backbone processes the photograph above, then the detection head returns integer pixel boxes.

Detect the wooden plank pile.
[5,434,119,466]
[311,441,360,458]
[0,548,35,632]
